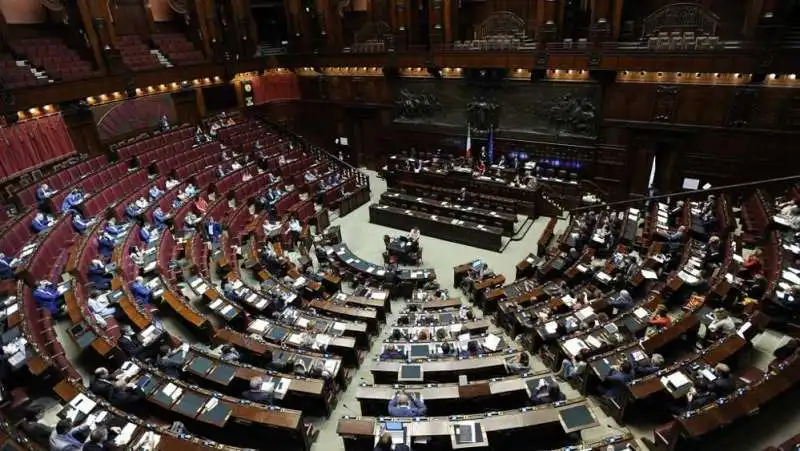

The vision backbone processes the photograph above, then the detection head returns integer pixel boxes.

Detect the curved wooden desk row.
[371,351,523,384]
[387,318,491,336]
[337,400,599,450]
[325,244,437,284]
[356,371,553,416]
[52,379,242,451]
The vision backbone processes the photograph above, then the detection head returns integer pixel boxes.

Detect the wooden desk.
[371,353,521,384]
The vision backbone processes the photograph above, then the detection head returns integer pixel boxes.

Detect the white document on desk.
[483,334,501,352]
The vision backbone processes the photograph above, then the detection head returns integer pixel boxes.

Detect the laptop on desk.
[450,421,486,449]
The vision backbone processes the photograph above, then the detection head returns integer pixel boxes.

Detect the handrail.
[570,174,800,214]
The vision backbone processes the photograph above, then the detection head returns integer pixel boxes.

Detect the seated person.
[50,418,90,451]
[380,344,406,360]
[658,225,686,242]
[97,232,116,259]
[194,196,208,214]
[148,185,163,201]
[184,211,201,231]
[156,345,184,378]
[439,341,455,356]
[87,259,113,291]
[530,381,563,406]
[388,391,427,417]
[556,350,588,381]
[505,352,530,374]
[686,379,718,411]
[707,308,736,337]
[600,360,635,398]
[374,432,411,451]
[60,189,84,214]
[711,363,735,396]
[152,207,168,231]
[109,380,145,408]
[409,227,421,243]
[118,325,155,360]
[705,235,723,266]
[647,305,672,332]
[33,280,66,317]
[71,213,93,234]
[104,218,124,236]
[241,377,273,405]
[125,202,143,221]
[220,344,240,361]
[19,406,52,447]
[36,183,56,204]
[741,249,763,278]
[165,177,180,190]
[460,340,480,358]
[0,253,16,279]
[222,281,243,303]
[288,215,302,248]
[139,223,156,245]
[31,212,53,233]
[129,276,152,305]
[88,293,117,318]
[89,367,115,399]
[304,171,317,182]
[83,427,110,451]
[608,289,634,312]
[632,353,665,377]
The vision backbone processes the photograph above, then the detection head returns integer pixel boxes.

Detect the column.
[429,0,443,47]
[85,0,125,74]
[611,0,624,41]
[443,0,452,44]
[62,103,103,156]
[590,0,611,40]
[72,0,104,71]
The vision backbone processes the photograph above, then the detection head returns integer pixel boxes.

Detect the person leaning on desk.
[375,432,412,451]
[388,391,427,417]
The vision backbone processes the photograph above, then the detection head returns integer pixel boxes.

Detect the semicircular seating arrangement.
[2,109,800,451]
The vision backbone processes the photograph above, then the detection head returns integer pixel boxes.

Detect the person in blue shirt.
[0,253,16,279]
[380,345,406,360]
[387,392,426,417]
[632,353,664,377]
[36,183,56,203]
[60,189,84,214]
[171,198,183,210]
[125,203,142,222]
[222,281,243,303]
[87,259,113,291]
[129,276,152,305]
[148,185,163,201]
[33,280,65,316]
[71,213,92,235]
[104,218,123,236]
[205,219,222,243]
[152,207,167,231]
[139,224,154,245]
[31,213,52,233]
[608,289,634,312]
[98,232,116,259]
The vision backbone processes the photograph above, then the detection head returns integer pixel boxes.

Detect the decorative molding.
[651,85,679,122]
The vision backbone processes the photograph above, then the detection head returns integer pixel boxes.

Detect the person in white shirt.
[165,178,179,190]
[708,308,736,336]
[88,294,117,318]
[288,215,302,249]
[230,160,242,171]
[135,197,148,210]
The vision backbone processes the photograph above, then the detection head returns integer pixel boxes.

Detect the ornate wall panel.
[391,79,600,138]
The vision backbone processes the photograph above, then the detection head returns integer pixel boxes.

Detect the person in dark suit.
[530,382,563,406]
[241,377,273,405]
[687,379,718,410]
[109,381,145,408]
[82,427,111,451]
[601,360,635,398]
[19,406,52,446]
[89,367,115,400]
[711,363,735,397]
[0,253,15,280]
[156,346,183,378]
[87,260,113,291]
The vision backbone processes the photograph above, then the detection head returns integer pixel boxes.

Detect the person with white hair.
[36,183,56,203]
[241,377,273,405]
[89,367,114,399]
[608,289,634,311]
[82,426,109,451]
[388,391,427,417]
[633,353,665,377]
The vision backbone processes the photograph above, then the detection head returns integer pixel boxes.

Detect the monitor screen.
[559,404,595,430]
[398,364,423,381]
[410,344,430,359]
